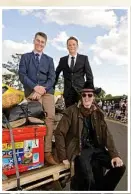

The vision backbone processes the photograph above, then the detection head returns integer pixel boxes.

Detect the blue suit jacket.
[19,52,55,97]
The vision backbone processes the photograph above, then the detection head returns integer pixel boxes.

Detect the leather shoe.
[45,152,58,165]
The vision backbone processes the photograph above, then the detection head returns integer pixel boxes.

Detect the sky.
[2,9,128,95]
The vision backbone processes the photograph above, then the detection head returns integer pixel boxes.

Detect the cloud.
[90,14,128,66]
[18,9,34,15]
[95,77,128,95]
[44,9,118,29]
[51,31,68,51]
[50,31,84,52]
[2,40,33,63]
[18,9,118,30]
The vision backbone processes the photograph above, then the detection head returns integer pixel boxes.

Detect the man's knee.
[118,164,126,175]
[46,112,55,121]
[45,107,55,121]
[113,164,126,178]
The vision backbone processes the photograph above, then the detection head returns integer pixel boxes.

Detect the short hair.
[67,36,78,45]
[35,32,47,41]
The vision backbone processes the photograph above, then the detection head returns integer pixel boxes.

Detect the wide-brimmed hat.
[80,81,101,95]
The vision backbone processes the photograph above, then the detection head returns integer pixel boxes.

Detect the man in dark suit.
[54,36,94,108]
[19,32,57,165]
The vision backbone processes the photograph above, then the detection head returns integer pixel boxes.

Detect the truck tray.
[2,163,70,191]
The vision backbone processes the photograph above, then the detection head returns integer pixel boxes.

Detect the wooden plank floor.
[3,163,70,191]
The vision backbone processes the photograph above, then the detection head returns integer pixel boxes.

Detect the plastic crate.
[2,125,46,176]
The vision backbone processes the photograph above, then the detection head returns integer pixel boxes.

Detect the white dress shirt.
[68,54,77,67]
[33,51,43,62]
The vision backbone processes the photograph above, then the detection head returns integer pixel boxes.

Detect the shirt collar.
[69,53,77,59]
[33,51,43,57]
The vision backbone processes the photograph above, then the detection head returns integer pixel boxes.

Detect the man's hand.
[34,86,46,95]
[31,92,41,100]
[38,86,46,95]
[111,157,123,168]
[34,85,40,93]
[63,159,70,169]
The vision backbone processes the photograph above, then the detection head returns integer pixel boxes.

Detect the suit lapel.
[65,55,69,66]
[40,53,45,65]
[39,53,48,71]
[65,55,71,72]
[31,51,38,68]
[73,53,80,72]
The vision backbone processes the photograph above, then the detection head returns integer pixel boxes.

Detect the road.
[106,120,128,191]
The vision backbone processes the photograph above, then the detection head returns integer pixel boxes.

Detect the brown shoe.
[45,152,58,165]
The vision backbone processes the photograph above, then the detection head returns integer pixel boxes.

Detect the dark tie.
[35,53,40,66]
[70,56,75,71]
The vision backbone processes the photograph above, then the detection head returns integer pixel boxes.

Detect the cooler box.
[2,125,46,176]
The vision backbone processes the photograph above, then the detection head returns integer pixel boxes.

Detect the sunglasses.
[81,93,93,98]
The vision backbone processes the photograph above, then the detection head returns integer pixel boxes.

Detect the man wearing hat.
[55,81,125,191]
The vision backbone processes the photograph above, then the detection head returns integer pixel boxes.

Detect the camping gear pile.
[2,84,47,190]
[2,84,46,128]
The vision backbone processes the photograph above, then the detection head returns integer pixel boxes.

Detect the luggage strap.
[3,114,22,190]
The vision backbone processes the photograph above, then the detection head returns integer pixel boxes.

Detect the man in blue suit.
[19,32,57,165]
